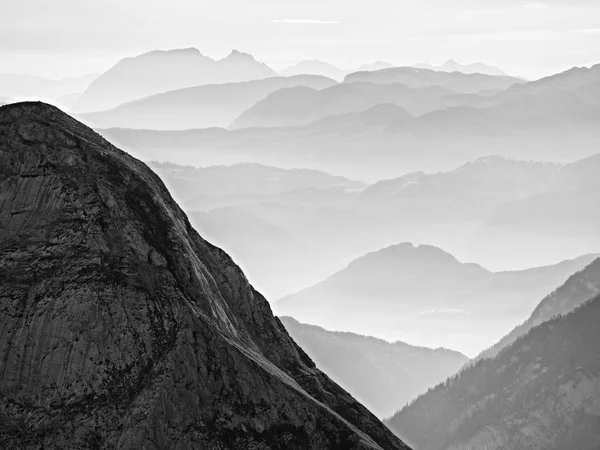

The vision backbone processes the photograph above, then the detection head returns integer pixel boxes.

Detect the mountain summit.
[0,102,409,450]
[74,48,276,111]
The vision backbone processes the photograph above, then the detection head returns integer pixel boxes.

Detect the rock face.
[0,102,410,450]
[386,282,600,449]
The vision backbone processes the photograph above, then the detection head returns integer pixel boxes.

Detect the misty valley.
[2,4,600,448]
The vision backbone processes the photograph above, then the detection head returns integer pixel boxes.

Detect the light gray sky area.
[1,0,599,79]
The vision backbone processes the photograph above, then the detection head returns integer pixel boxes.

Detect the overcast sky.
[1,0,599,79]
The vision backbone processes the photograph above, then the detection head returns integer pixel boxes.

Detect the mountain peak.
[0,101,409,450]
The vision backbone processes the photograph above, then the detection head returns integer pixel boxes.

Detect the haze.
[2,0,600,79]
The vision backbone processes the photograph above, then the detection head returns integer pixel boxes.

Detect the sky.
[1,0,599,79]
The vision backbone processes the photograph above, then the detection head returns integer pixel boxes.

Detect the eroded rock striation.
[0,102,410,450]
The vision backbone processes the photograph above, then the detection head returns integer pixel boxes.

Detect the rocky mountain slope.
[386,288,600,450]
[280,317,468,418]
[0,102,409,449]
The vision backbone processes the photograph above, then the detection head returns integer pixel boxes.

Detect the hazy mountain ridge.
[343,67,522,93]
[279,60,348,80]
[0,101,408,450]
[386,290,600,450]
[79,75,337,130]
[412,59,507,76]
[280,317,469,418]
[75,48,277,112]
[95,63,600,181]
[229,82,480,129]
[276,242,598,355]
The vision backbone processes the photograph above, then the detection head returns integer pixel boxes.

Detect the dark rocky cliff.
[0,102,410,450]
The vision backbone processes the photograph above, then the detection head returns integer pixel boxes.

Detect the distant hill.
[412,59,507,76]
[279,60,347,80]
[74,48,276,111]
[275,243,598,356]
[230,82,480,129]
[280,317,468,418]
[344,67,522,93]
[79,75,336,130]
[0,72,98,102]
[386,286,600,450]
[357,61,397,72]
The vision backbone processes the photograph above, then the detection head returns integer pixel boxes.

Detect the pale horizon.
[2,0,600,80]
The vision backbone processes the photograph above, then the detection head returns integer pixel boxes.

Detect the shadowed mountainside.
[0,102,409,450]
[386,287,600,450]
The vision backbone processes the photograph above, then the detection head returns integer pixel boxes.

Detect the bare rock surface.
[0,102,410,450]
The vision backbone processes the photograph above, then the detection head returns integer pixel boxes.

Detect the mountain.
[357,61,396,72]
[279,60,347,80]
[386,290,600,450]
[79,75,336,130]
[230,82,479,129]
[275,243,598,356]
[93,64,600,182]
[412,60,506,76]
[344,67,522,93]
[149,161,366,210]
[0,72,98,102]
[0,102,409,450]
[74,48,277,112]
[280,317,468,418]
[478,257,600,361]
[360,156,562,220]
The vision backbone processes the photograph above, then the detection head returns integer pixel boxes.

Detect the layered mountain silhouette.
[280,317,468,418]
[279,60,347,80]
[149,161,366,211]
[74,48,276,112]
[89,153,600,302]
[0,102,409,449]
[96,63,600,181]
[275,243,598,355]
[344,67,522,93]
[412,60,507,76]
[229,82,478,129]
[387,267,600,450]
[80,75,336,130]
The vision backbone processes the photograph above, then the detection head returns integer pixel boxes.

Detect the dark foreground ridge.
[0,102,410,450]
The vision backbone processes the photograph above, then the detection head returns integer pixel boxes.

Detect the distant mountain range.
[344,66,522,93]
[275,243,598,355]
[79,75,336,130]
[279,60,348,80]
[280,317,468,419]
[74,48,277,111]
[0,72,98,102]
[94,63,600,181]
[387,258,600,450]
[229,82,477,129]
[412,59,507,76]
